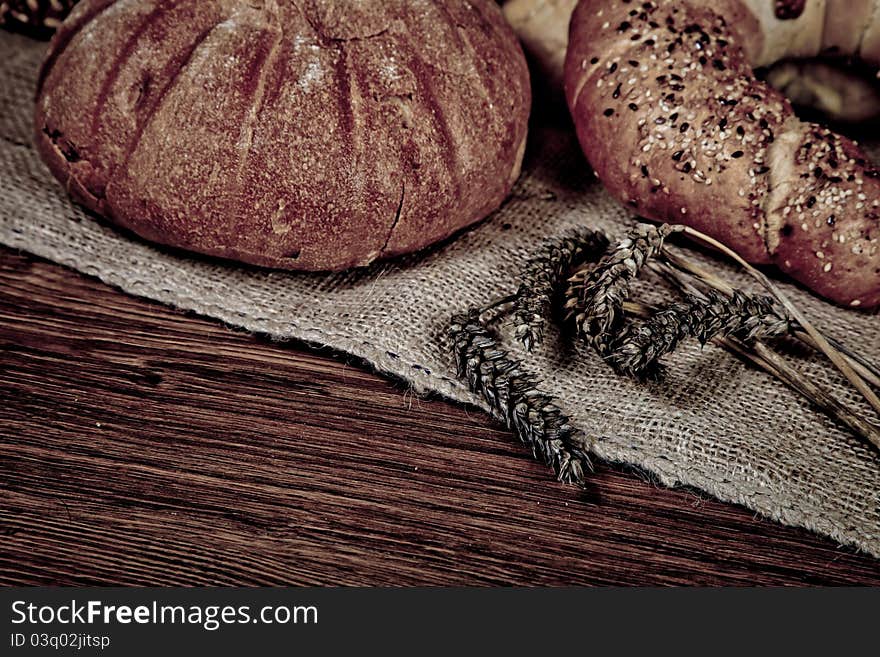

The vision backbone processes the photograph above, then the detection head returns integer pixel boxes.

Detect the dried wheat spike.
[567,223,683,356]
[609,290,794,376]
[449,310,591,485]
[513,228,609,352]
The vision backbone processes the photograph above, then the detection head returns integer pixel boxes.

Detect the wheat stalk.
[566,223,683,356]
[674,226,880,418]
[610,290,793,376]
[449,310,592,485]
[513,228,609,351]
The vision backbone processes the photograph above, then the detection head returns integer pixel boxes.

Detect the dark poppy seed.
[629,59,640,67]
[641,165,649,177]
[672,150,684,161]
[759,118,769,129]
[613,83,622,98]
[590,57,599,64]
[814,166,823,178]
[631,34,641,40]
[618,21,632,31]
[731,150,743,158]
[806,196,816,208]
[719,117,728,129]
[609,62,618,73]
[712,59,725,70]
[628,102,639,111]
[604,108,615,117]
[683,162,692,173]
[680,122,689,133]
[827,215,836,225]
[756,165,770,174]
[670,112,679,122]
[736,126,745,136]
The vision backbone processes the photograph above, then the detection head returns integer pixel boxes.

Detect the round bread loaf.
[35,0,530,271]
[563,0,880,308]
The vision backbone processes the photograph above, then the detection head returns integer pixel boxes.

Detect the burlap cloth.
[2,32,878,557]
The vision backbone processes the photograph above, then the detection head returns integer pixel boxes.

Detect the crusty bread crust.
[564,0,880,308]
[34,0,531,271]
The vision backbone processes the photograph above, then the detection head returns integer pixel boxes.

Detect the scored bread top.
[35,0,531,270]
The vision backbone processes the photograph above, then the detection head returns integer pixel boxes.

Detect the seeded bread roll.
[503,0,577,89]
[564,0,880,308]
[504,0,880,123]
[767,61,880,123]
[35,0,530,271]
[0,0,78,36]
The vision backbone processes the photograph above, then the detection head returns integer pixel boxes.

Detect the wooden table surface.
[1,246,878,586]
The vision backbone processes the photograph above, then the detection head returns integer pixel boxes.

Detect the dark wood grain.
[1,247,878,586]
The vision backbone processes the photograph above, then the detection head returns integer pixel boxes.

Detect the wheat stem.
[679,225,880,418]
[658,250,880,389]
[622,301,880,450]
